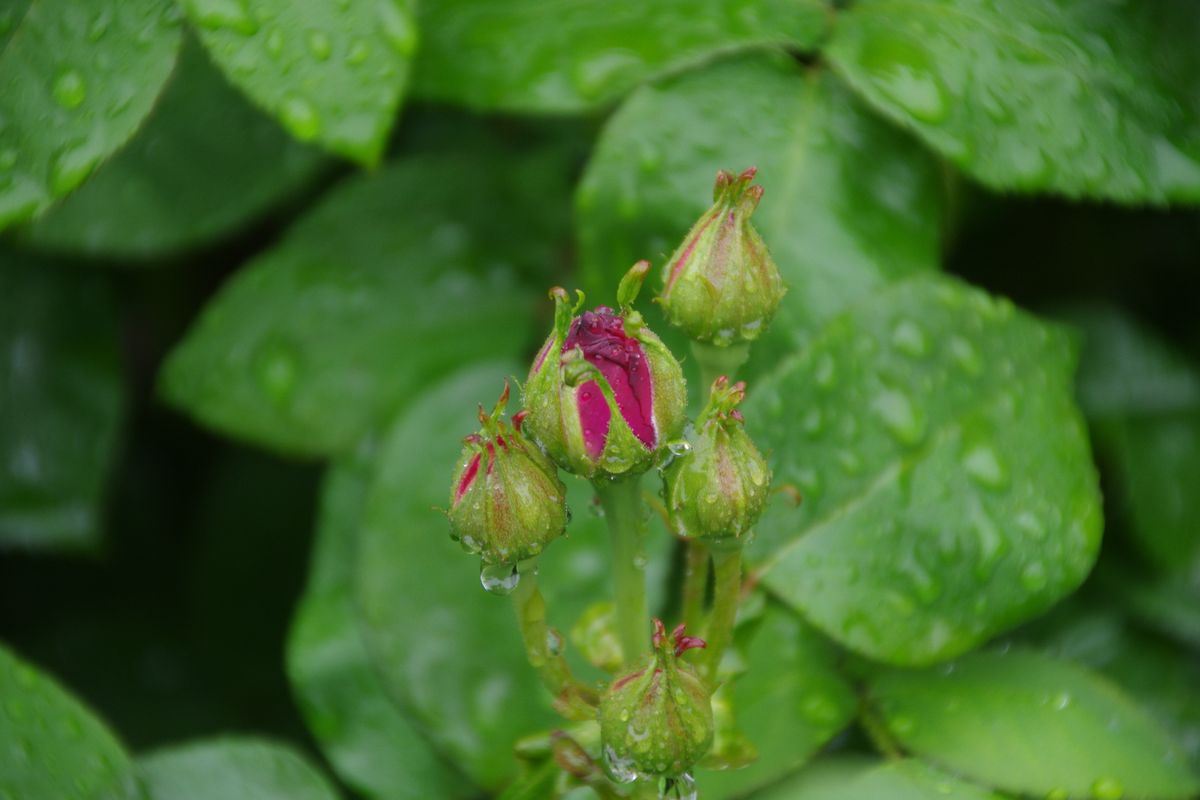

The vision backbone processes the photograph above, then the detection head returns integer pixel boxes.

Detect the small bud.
[448,382,567,565]
[599,620,713,780]
[663,376,771,548]
[523,266,687,478]
[659,167,785,346]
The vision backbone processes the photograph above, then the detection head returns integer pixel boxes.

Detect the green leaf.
[23,38,324,260]
[751,756,880,800]
[159,152,544,457]
[745,275,1101,665]
[354,363,674,789]
[1064,305,1200,571]
[826,0,1200,203]
[411,1,828,113]
[177,0,415,164]
[0,642,141,800]
[700,604,855,799]
[0,254,124,551]
[287,447,473,799]
[0,0,182,229]
[759,759,1006,800]
[138,738,339,800]
[868,649,1200,799]
[576,53,942,362]
[1110,566,1200,651]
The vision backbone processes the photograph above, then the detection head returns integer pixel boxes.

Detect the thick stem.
[594,476,650,667]
[680,540,710,630]
[691,340,751,389]
[511,563,598,720]
[859,702,904,760]
[703,546,742,682]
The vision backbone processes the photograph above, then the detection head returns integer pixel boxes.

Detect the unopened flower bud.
[659,167,785,346]
[599,620,713,780]
[663,376,770,549]
[448,382,567,565]
[523,263,687,478]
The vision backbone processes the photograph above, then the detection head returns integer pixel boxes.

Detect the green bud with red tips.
[663,376,770,549]
[523,262,687,479]
[659,167,785,346]
[447,382,567,567]
[599,619,713,782]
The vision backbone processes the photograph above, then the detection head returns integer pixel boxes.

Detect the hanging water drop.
[662,771,697,800]
[603,743,641,784]
[479,562,519,595]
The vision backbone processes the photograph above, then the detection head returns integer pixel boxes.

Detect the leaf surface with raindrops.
[137,738,340,800]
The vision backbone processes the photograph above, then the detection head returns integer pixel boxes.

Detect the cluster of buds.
[444,166,783,793]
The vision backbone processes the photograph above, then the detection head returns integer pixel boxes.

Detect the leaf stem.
[680,540,710,630]
[511,561,598,720]
[593,475,651,667]
[703,546,742,682]
[691,340,751,390]
[859,701,904,761]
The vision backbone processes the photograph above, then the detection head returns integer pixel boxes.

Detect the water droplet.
[836,450,863,475]
[265,28,284,58]
[891,318,928,357]
[663,772,697,800]
[280,96,321,141]
[863,41,948,123]
[545,629,564,656]
[889,714,916,736]
[346,38,371,65]
[972,507,1006,579]
[1021,561,1047,592]
[801,408,824,436]
[874,388,925,446]
[377,0,417,55]
[88,11,112,42]
[480,562,519,595]
[961,444,1008,489]
[1051,691,1071,711]
[190,0,257,34]
[603,743,641,784]
[1015,510,1046,541]
[52,70,87,110]
[801,693,841,725]
[814,354,836,388]
[571,51,644,101]
[948,336,982,375]
[1045,789,1069,800]
[306,29,332,61]
[667,440,692,457]
[49,143,100,194]
[253,337,300,406]
[1091,777,1124,799]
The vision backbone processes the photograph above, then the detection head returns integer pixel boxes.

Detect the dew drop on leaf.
[52,70,87,110]
[479,562,519,595]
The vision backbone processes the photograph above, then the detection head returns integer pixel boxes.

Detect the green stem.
[691,340,751,389]
[859,701,904,761]
[703,546,742,682]
[511,563,598,720]
[680,540,710,630]
[594,476,650,667]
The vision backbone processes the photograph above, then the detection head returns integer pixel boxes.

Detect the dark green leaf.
[868,649,1200,799]
[1111,566,1200,651]
[0,254,123,551]
[411,1,828,113]
[354,363,673,789]
[751,756,880,800]
[827,0,1200,203]
[700,604,855,798]
[287,448,473,799]
[159,152,546,456]
[0,642,141,800]
[24,38,325,260]
[177,0,415,164]
[745,275,1101,664]
[0,0,182,228]
[577,53,943,361]
[138,738,339,800]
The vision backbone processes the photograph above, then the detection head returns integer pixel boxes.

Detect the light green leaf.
[287,447,473,799]
[827,0,1200,203]
[576,53,942,363]
[0,0,182,229]
[177,0,415,164]
[745,275,1101,665]
[0,254,123,551]
[869,649,1200,799]
[411,1,828,113]
[0,642,141,800]
[1064,305,1200,571]
[759,759,1005,800]
[138,738,339,800]
[24,38,325,260]
[701,604,856,799]
[159,152,543,456]
[751,756,880,800]
[354,363,673,789]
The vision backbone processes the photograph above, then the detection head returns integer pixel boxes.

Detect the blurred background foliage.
[2,0,1200,798]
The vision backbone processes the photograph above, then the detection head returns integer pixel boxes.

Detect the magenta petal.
[455,452,482,503]
[576,380,611,458]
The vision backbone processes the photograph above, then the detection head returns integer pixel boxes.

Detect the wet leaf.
[25,38,325,260]
[745,275,1101,665]
[177,0,415,164]
[0,254,123,551]
[760,758,1006,800]
[138,737,339,800]
[412,1,828,113]
[0,0,182,229]
[0,643,141,800]
[577,53,943,362]
[827,0,1200,203]
[869,649,1200,799]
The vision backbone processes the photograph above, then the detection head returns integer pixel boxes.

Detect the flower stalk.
[703,546,742,682]
[594,475,651,666]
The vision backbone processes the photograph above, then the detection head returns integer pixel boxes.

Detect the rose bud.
[663,376,770,549]
[523,262,687,479]
[447,382,567,574]
[659,167,785,346]
[599,619,713,782]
